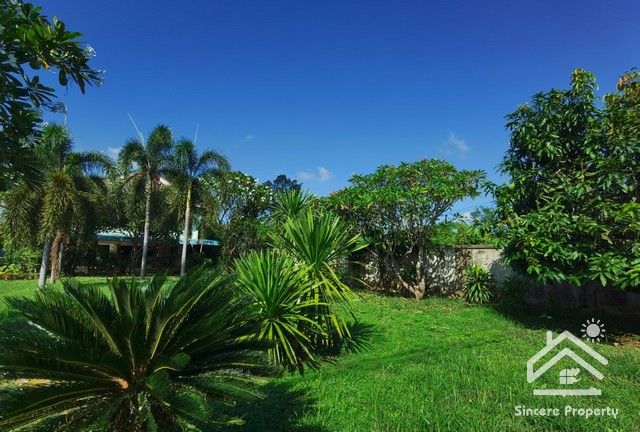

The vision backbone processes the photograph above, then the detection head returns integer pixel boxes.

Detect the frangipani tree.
[0,0,103,190]
[328,159,485,299]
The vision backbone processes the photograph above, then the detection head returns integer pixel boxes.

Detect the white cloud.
[448,133,469,154]
[438,132,470,157]
[295,166,334,183]
[106,146,121,161]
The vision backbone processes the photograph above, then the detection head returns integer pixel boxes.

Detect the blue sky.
[39,0,640,214]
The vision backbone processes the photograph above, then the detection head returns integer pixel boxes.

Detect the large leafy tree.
[493,69,640,288]
[0,123,111,288]
[118,124,174,277]
[0,0,103,190]
[203,171,272,265]
[0,268,270,431]
[170,138,229,276]
[328,159,485,299]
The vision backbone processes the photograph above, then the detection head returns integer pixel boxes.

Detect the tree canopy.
[0,0,103,190]
[328,159,485,299]
[493,68,640,288]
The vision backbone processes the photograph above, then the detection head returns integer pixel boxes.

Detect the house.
[94,230,220,275]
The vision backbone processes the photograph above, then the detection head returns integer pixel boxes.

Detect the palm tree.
[0,268,270,431]
[118,124,174,277]
[172,138,229,276]
[0,123,112,288]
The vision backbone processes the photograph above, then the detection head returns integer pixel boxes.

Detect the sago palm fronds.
[0,267,270,431]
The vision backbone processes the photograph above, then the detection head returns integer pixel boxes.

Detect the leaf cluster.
[494,69,640,289]
[0,0,103,190]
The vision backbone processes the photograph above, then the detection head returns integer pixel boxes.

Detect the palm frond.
[0,267,271,430]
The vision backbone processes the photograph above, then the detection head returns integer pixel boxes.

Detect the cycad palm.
[0,268,269,431]
[118,124,174,277]
[0,123,112,288]
[171,138,229,276]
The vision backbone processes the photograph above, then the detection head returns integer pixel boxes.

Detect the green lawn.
[227,294,640,432]
[0,279,638,431]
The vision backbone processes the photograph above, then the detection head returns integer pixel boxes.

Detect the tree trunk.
[180,186,192,276]
[140,181,152,278]
[50,232,65,284]
[387,250,427,300]
[38,238,52,290]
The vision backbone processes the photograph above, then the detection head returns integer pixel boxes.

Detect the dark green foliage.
[463,265,494,304]
[493,69,640,288]
[497,274,527,305]
[0,268,270,431]
[0,0,103,190]
[263,174,301,195]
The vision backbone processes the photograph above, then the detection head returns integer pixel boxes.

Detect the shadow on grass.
[222,321,375,431]
[316,321,377,359]
[222,380,328,432]
[490,301,640,345]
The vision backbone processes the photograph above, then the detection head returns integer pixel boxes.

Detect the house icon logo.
[527,330,608,396]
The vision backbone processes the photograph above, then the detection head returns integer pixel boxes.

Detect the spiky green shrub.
[271,210,366,351]
[235,250,323,370]
[271,188,313,221]
[0,268,269,431]
[463,265,495,304]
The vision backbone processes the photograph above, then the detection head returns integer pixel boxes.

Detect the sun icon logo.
[581,318,606,343]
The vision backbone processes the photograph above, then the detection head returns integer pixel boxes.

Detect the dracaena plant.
[0,267,270,431]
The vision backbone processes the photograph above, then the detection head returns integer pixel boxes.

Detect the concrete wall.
[356,245,640,315]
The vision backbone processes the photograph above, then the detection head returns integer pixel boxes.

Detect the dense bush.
[0,245,40,279]
[493,69,640,289]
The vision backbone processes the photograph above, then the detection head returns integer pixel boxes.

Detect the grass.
[226,294,640,432]
[0,278,638,431]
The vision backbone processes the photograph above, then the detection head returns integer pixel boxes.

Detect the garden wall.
[355,246,640,315]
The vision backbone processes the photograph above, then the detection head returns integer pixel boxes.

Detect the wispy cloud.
[106,146,121,161]
[439,132,470,157]
[295,166,334,183]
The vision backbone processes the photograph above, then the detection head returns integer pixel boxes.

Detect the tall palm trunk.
[50,231,65,284]
[140,181,152,278]
[38,238,52,290]
[180,186,193,276]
